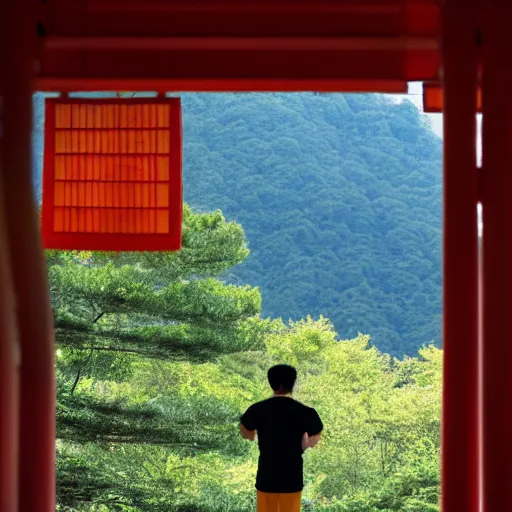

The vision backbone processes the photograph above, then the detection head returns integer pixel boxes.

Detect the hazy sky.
[402,82,483,232]
[402,81,482,164]
[403,82,443,137]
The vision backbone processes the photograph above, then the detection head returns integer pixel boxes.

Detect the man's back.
[241,396,323,493]
[240,364,323,511]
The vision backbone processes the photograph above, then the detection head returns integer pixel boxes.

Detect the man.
[240,364,323,512]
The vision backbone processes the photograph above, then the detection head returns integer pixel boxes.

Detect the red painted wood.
[41,98,183,252]
[0,93,19,512]
[34,0,440,90]
[37,49,438,89]
[441,3,480,512]
[481,2,512,510]
[44,35,437,52]
[34,78,409,93]
[423,82,483,113]
[47,0,440,38]
[0,2,20,510]
[0,193,19,512]
[1,0,55,510]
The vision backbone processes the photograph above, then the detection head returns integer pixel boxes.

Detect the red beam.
[37,0,440,88]
[86,0,407,14]
[44,35,438,52]
[423,82,483,113]
[441,3,480,512]
[34,77,408,93]
[47,0,440,38]
[482,2,512,510]
[36,47,438,90]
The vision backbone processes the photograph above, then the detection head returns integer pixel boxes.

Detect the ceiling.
[36,0,441,93]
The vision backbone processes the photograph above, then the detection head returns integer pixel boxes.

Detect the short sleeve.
[240,405,258,431]
[305,408,323,436]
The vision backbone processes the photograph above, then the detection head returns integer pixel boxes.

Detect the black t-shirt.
[240,397,323,493]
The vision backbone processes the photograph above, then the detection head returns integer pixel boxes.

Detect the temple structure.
[0,1,509,511]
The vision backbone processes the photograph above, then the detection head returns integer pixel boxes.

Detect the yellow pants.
[257,491,302,512]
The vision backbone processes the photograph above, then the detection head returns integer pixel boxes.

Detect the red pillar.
[0,4,22,512]
[0,110,20,512]
[0,0,55,511]
[481,3,512,511]
[441,3,480,512]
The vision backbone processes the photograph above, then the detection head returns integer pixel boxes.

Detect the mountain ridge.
[32,92,442,356]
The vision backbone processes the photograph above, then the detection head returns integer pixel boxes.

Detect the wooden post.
[0,0,55,510]
[481,2,512,510]
[441,3,480,512]
[0,94,20,512]
[0,2,22,511]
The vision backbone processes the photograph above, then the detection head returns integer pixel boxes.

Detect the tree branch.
[70,367,82,395]
[70,312,103,393]
[69,346,161,357]
[92,312,105,324]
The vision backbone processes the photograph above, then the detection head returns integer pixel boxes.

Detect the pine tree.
[52,205,278,509]
[50,204,273,380]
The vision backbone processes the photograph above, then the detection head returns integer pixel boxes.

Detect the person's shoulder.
[249,398,273,410]
[292,399,318,414]
[288,398,309,410]
[241,400,266,420]
[290,398,309,407]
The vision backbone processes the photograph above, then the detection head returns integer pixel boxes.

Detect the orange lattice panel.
[41,98,182,251]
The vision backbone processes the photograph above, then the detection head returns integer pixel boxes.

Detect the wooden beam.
[34,77,408,93]
[44,35,438,52]
[441,2,480,512]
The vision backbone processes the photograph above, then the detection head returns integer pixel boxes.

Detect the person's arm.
[302,432,322,451]
[308,432,322,448]
[303,408,323,451]
[240,423,256,441]
[240,405,258,442]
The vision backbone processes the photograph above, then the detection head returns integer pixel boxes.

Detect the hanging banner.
[41,97,182,251]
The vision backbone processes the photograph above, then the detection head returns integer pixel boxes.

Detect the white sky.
[401,82,483,233]
[402,82,482,165]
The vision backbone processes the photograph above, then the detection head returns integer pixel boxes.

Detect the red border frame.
[423,82,483,113]
[41,97,183,252]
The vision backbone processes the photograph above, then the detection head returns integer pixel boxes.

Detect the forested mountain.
[33,92,442,356]
[52,237,442,512]
[50,219,441,512]
[35,93,444,511]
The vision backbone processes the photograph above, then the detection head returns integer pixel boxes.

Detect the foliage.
[34,92,442,356]
[55,315,442,511]
[180,93,442,356]
[49,206,271,509]
[48,208,441,510]
[34,93,443,511]
[49,206,268,371]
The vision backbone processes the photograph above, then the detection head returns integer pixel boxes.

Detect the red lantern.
[41,97,182,251]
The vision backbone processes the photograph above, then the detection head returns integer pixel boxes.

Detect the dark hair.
[268,364,297,393]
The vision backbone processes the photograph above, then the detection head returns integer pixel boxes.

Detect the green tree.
[34,92,443,357]
[50,205,267,386]
[52,205,278,510]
